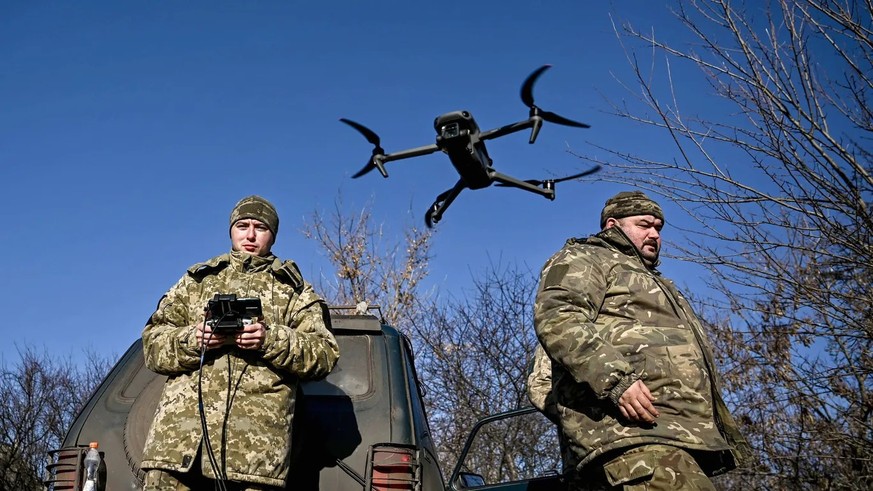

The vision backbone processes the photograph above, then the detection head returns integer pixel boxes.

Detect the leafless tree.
[302,197,433,331]
[587,1,872,488]
[304,200,559,484]
[410,260,558,484]
[0,346,113,490]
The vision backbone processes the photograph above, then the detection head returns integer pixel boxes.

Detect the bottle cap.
[89,442,99,449]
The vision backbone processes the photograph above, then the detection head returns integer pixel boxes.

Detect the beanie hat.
[229,195,279,236]
[600,191,664,228]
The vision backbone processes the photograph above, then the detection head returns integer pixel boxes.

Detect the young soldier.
[141,195,339,490]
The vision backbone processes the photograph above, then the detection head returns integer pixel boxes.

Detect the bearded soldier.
[140,195,339,491]
[532,191,750,490]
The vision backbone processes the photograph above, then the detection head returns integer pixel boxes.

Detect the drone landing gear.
[425,180,466,228]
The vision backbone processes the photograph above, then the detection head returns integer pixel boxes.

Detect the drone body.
[433,111,493,190]
[341,65,600,227]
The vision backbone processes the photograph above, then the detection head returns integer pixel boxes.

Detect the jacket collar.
[230,250,276,273]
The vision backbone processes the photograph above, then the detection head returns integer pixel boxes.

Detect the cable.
[221,354,234,482]
[198,312,230,491]
[198,296,258,491]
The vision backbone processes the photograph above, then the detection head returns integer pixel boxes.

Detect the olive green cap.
[229,195,279,236]
[600,191,664,228]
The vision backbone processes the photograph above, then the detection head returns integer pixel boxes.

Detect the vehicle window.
[454,410,563,488]
[300,335,374,398]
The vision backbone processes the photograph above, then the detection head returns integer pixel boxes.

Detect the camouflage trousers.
[143,469,279,491]
[568,444,716,491]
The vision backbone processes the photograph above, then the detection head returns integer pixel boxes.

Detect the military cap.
[600,191,664,228]
[229,195,279,236]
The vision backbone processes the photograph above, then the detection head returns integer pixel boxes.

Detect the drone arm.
[361,143,440,179]
[479,119,535,142]
[490,171,555,200]
[381,143,441,163]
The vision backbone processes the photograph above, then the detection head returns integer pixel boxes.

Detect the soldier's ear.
[604,217,619,229]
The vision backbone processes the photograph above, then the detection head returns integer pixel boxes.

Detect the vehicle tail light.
[44,446,86,490]
[366,443,421,490]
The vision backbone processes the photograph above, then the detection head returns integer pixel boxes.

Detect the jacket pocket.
[603,451,656,485]
[627,349,666,384]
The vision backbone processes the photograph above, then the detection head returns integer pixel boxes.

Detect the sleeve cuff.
[261,323,293,353]
[608,372,640,406]
[179,326,200,356]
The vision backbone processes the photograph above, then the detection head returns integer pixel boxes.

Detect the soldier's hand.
[235,321,267,351]
[618,380,659,423]
[196,321,227,350]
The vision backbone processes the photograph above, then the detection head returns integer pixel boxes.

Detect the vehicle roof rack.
[329,304,384,332]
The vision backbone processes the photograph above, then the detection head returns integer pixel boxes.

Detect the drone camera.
[434,111,479,139]
[441,122,461,139]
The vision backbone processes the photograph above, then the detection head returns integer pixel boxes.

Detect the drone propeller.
[520,65,590,143]
[495,164,601,190]
[340,118,389,178]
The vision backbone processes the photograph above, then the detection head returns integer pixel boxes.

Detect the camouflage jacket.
[533,227,750,476]
[140,251,339,487]
[527,343,558,424]
[527,343,579,473]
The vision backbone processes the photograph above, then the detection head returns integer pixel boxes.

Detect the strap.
[271,259,304,291]
[186,253,231,280]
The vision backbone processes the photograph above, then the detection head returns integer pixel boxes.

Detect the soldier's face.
[608,215,663,263]
[231,219,275,256]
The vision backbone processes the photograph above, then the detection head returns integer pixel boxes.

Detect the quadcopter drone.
[340,64,601,227]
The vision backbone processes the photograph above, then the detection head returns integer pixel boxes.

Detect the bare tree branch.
[0,347,113,490]
[589,1,873,488]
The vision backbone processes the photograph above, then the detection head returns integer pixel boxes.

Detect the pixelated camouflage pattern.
[533,227,750,478]
[140,251,339,488]
[143,468,275,490]
[599,191,664,228]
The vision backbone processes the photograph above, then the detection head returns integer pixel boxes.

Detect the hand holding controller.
[205,294,263,334]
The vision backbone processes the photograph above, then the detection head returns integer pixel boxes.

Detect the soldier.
[532,191,750,490]
[140,195,339,491]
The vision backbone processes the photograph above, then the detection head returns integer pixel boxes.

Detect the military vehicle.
[44,310,564,490]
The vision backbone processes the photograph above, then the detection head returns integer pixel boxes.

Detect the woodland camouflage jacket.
[140,251,339,487]
[533,227,750,476]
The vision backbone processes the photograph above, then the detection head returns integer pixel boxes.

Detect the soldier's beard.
[640,242,659,266]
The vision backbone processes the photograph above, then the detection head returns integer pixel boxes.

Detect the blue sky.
[1,1,707,363]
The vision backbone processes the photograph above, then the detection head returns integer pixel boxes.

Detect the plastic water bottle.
[82,441,100,491]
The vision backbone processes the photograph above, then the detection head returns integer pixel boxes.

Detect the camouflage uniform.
[527,344,579,474]
[140,250,339,488]
[533,225,750,488]
[527,344,559,424]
